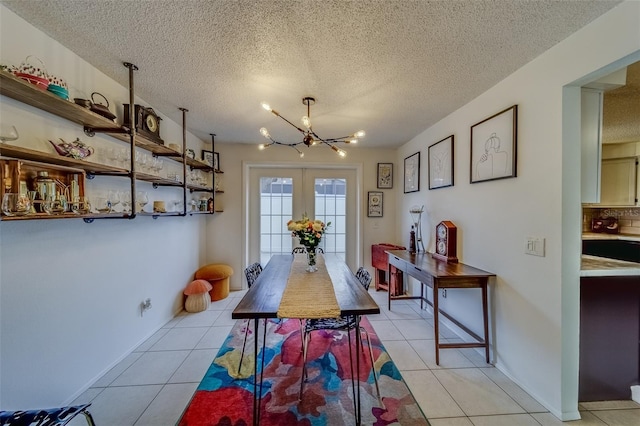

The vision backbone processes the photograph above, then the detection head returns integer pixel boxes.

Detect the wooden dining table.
[232,254,380,426]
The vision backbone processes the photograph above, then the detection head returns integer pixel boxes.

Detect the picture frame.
[213,152,220,171]
[377,163,393,188]
[367,191,383,217]
[470,105,518,183]
[404,152,420,193]
[428,135,454,190]
[201,150,214,167]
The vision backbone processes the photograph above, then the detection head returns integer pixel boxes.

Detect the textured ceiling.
[1,0,621,147]
[603,61,640,144]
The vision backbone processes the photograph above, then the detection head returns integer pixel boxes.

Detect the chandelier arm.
[274,114,307,134]
[271,139,305,148]
[324,135,355,142]
[310,130,327,143]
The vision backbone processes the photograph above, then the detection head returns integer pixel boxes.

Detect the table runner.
[277,254,341,319]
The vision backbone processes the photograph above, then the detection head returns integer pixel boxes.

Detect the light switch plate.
[525,236,545,257]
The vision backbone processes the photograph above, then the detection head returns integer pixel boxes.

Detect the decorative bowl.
[47,84,69,100]
[15,72,49,90]
[16,56,49,90]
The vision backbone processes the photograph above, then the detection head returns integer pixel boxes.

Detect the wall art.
[404,152,420,193]
[367,191,383,217]
[470,105,517,183]
[377,163,393,188]
[428,135,454,190]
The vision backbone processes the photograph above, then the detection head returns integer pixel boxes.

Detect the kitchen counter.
[582,232,640,242]
[581,255,640,277]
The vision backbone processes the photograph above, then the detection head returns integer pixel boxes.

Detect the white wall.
[396,1,640,420]
[206,143,400,289]
[0,6,208,408]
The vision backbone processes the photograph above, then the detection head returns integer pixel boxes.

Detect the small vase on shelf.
[306,247,318,272]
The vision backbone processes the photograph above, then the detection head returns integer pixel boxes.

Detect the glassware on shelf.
[26,191,37,214]
[50,194,67,215]
[0,125,19,143]
[107,147,121,166]
[91,196,111,214]
[69,197,91,215]
[106,190,120,213]
[171,199,183,212]
[119,148,131,168]
[41,195,55,215]
[120,190,132,214]
[2,193,30,216]
[136,191,149,213]
[136,153,149,173]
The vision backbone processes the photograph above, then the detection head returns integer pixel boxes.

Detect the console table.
[386,250,495,365]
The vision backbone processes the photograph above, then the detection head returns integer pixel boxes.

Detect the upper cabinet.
[582,62,639,205]
[598,142,640,207]
[600,157,638,206]
[581,88,603,203]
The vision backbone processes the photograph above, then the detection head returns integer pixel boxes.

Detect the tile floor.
[70,289,640,425]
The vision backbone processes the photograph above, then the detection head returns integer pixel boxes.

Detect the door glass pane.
[315,178,346,260]
[260,177,293,264]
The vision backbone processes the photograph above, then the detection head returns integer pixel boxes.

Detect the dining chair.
[300,266,379,399]
[0,404,95,426]
[238,262,263,375]
[291,246,324,254]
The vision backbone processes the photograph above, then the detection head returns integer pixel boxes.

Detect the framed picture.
[213,152,220,171]
[428,135,454,190]
[404,152,420,193]
[201,150,214,167]
[470,105,518,183]
[367,191,383,217]
[377,163,393,188]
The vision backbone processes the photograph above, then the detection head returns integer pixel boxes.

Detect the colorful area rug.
[179,316,429,425]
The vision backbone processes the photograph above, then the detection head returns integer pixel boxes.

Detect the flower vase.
[306,248,318,272]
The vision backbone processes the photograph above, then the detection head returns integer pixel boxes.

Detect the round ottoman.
[194,264,234,301]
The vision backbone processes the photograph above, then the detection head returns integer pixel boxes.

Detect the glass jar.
[33,171,56,213]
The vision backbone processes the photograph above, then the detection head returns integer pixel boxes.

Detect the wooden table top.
[386,250,495,279]
[232,255,381,319]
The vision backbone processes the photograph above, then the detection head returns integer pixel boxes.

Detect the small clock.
[432,220,458,263]
[145,113,158,133]
[123,104,164,145]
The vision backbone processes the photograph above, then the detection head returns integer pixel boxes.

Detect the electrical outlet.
[525,237,545,257]
[141,298,152,316]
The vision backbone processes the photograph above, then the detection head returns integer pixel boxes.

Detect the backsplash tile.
[583,207,640,235]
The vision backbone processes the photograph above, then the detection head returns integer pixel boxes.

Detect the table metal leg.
[253,318,258,426]
[482,281,490,363]
[346,322,357,425]
[387,265,392,311]
[433,283,440,365]
[355,315,362,426]
[252,318,267,426]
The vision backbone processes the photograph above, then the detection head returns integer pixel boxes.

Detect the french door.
[247,166,359,277]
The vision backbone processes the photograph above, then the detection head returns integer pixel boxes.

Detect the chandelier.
[258,96,365,158]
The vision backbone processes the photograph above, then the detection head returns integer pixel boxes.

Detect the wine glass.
[172,199,184,213]
[0,125,19,143]
[108,147,121,167]
[120,190,131,214]
[136,191,149,213]
[118,148,131,169]
[2,193,30,216]
[106,190,120,213]
[136,153,148,173]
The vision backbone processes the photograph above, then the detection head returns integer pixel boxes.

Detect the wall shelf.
[1,64,220,221]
